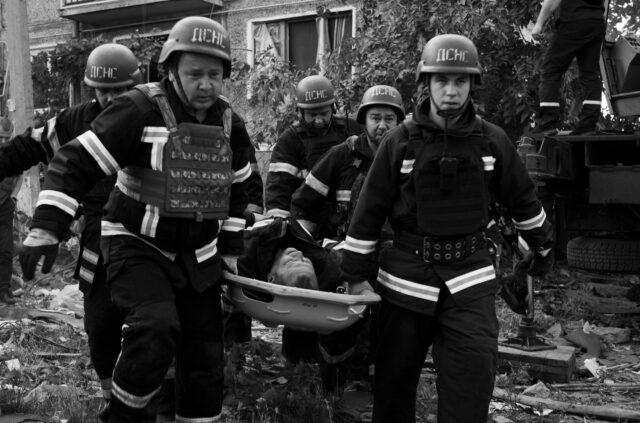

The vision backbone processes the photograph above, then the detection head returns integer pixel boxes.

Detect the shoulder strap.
[131,82,178,133]
[402,118,430,161]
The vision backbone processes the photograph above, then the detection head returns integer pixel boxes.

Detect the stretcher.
[222,271,381,334]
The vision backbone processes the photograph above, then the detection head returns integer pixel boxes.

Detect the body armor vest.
[117,83,233,221]
[405,118,490,237]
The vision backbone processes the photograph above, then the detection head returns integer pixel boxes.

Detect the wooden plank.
[499,344,576,383]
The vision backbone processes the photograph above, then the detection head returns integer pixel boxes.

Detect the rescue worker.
[18,16,253,423]
[0,43,143,412]
[265,74,360,224]
[291,85,404,240]
[265,74,360,365]
[0,117,21,305]
[340,34,554,423]
[290,85,404,387]
[531,0,606,134]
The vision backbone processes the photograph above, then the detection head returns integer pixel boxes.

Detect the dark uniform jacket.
[291,134,373,239]
[30,79,253,291]
[265,116,360,219]
[246,147,264,214]
[0,101,110,293]
[558,0,604,23]
[341,100,553,314]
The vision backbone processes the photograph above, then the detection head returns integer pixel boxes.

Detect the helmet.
[295,75,335,109]
[356,85,405,124]
[0,117,13,138]
[159,16,231,78]
[84,43,143,89]
[416,34,482,84]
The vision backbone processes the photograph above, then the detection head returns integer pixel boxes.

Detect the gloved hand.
[499,255,531,315]
[528,249,554,277]
[348,280,374,296]
[19,228,60,280]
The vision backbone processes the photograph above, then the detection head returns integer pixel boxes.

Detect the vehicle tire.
[566,236,640,273]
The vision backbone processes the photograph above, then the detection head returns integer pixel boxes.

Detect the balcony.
[60,0,223,28]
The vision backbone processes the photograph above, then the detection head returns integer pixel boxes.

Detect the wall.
[26,0,75,53]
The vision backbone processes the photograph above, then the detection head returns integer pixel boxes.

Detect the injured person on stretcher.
[222,216,378,394]
[267,247,319,290]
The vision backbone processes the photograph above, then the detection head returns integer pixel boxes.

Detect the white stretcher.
[222,271,381,334]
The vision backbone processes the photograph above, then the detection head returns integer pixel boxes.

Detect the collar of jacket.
[351,133,375,162]
[412,99,479,137]
[84,100,104,125]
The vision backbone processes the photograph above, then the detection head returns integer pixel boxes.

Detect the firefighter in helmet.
[292,84,405,240]
[0,43,143,417]
[264,74,360,364]
[339,34,554,422]
[18,17,254,423]
[289,84,404,391]
[265,74,360,223]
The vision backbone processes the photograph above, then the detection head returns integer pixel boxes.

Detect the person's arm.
[0,128,49,181]
[19,95,145,279]
[341,132,398,283]
[265,129,304,218]
[245,146,265,215]
[490,125,554,275]
[291,143,346,237]
[218,111,252,256]
[532,0,562,37]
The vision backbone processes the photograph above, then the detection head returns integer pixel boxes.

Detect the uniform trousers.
[103,236,223,423]
[373,290,498,423]
[0,197,15,291]
[538,19,606,131]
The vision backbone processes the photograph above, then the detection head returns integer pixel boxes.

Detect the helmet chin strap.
[168,69,195,114]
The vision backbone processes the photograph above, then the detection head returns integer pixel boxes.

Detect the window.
[250,8,354,71]
[113,31,169,84]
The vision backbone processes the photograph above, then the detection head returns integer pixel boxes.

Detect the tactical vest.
[117,83,234,221]
[405,118,491,237]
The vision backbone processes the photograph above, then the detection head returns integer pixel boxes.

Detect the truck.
[517,33,640,273]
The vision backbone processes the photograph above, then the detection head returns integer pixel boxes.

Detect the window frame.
[245,5,356,68]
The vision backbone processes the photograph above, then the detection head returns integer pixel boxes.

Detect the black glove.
[499,255,531,315]
[18,229,60,280]
[528,250,554,277]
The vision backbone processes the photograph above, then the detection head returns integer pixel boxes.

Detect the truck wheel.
[566,236,640,273]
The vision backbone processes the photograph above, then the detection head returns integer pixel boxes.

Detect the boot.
[319,362,347,396]
[0,288,16,305]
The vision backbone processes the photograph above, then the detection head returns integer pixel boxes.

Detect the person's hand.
[498,255,532,315]
[19,228,60,280]
[348,281,374,296]
[69,215,86,236]
[531,23,544,41]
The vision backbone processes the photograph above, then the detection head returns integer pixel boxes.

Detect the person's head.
[267,247,319,290]
[159,16,231,112]
[415,34,482,125]
[84,43,143,109]
[0,116,13,143]
[356,85,404,150]
[296,75,336,134]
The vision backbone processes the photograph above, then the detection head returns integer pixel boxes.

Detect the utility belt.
[394,231,485,263]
